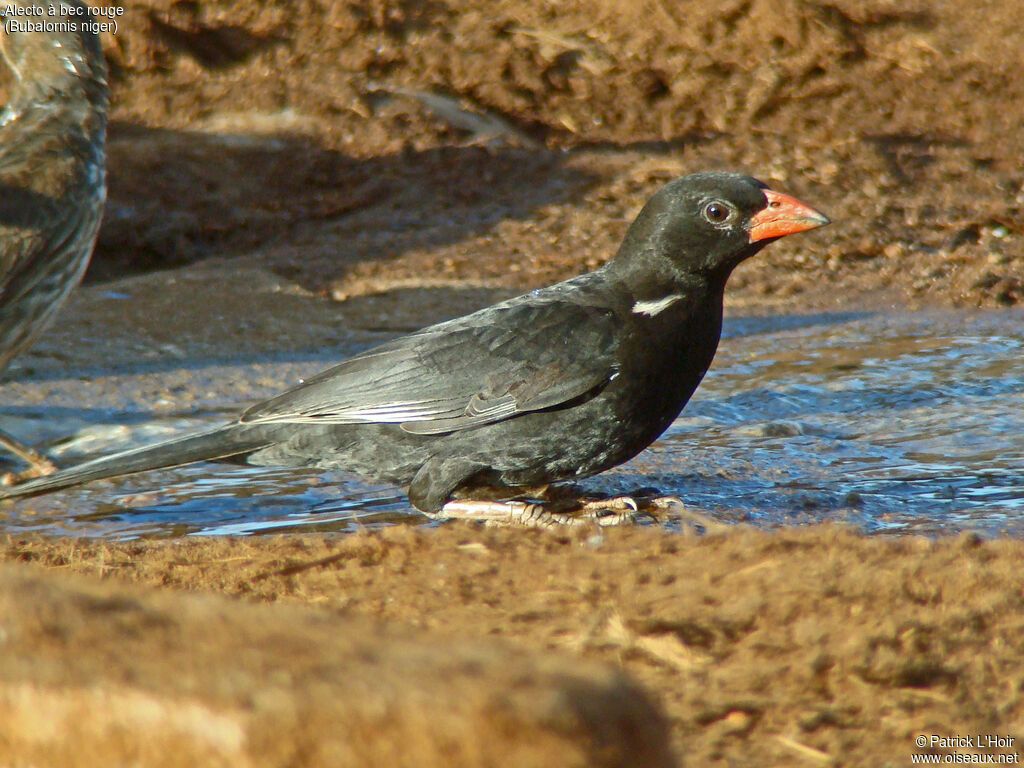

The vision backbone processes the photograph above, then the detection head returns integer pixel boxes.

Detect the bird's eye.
[703,201,730,223]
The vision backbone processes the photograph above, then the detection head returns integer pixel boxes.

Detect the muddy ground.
[4,0,1024,765]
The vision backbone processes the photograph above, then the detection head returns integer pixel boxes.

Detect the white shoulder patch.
[631,295,683,316]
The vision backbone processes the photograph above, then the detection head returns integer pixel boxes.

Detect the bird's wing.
[239,299,620,435]
[0,102,106,312]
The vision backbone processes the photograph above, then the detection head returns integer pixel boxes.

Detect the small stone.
[721,710,753,732]
[883,242,905,259]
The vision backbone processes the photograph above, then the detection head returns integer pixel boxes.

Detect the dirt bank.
[6,524,1024,766]
[91,0,1024,310]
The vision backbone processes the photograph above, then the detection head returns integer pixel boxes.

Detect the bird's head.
[608,171,830,290]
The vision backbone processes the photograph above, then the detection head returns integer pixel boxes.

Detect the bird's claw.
[0,426,59,486]
[0,454,58,487]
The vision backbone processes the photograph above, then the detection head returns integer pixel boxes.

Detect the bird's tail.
[0,425,271,500]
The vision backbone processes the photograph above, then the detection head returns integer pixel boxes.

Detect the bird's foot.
[439,494,728,531]
[439,498,634,527]
[440,496,643,527]
[575,494,729,533]
[0,458,58,486]
[1,463,57,486]
[0,429,58,486]
[575,495,643,525]
[440,499,578,527]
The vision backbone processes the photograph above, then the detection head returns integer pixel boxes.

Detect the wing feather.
[240,293,619,434]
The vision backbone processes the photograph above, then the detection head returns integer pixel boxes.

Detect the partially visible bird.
[0,0,109,480]
[0,172,828,524]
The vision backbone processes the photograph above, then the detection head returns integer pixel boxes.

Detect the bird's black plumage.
[0,172,829,513]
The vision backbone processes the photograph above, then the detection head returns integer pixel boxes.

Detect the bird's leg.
[0,428,58,486]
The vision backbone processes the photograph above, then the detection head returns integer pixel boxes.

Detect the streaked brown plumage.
[0,0,108,477]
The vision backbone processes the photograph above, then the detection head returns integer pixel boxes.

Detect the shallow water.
[2,308,1022,539]
[654,310,1024,536]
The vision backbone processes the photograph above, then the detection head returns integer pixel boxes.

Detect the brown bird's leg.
[0,428,58,485]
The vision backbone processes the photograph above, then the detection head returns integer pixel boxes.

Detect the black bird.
[0,172,828,523]
[0,0,109,479]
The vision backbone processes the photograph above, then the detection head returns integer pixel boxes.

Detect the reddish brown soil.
[92,0,1024,309]
[7,525,1024,766]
